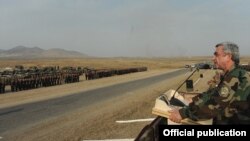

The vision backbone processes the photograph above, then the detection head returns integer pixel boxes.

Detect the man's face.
[213,46,230,70]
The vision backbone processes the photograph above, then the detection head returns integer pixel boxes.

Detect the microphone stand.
[169,67,199,104]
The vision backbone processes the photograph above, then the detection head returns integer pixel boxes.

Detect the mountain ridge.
[0,46,89,59]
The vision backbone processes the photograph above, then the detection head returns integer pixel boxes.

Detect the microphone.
[169,67,199,106]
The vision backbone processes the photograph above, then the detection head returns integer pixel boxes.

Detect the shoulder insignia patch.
[219,86,230,97]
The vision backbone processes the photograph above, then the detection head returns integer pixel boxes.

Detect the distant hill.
[0,46,89,58]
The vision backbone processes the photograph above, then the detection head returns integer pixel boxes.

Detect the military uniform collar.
[223,65,236,78]
[225,64,236,72]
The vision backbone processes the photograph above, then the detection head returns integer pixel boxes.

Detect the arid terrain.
[0,57,213,69]
[0,57,249,141]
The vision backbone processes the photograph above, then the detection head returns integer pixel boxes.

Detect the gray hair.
[215,41,240,66]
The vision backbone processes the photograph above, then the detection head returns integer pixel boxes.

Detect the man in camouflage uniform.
[169,42,250,124]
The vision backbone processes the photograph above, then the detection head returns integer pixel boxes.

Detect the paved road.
[0,69,188,135]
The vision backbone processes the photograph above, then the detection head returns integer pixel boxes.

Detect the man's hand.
[184,96,193,104]
[169,109,183,123]
[179,92,193,105]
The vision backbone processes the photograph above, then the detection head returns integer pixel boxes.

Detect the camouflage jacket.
[179,66,250,124]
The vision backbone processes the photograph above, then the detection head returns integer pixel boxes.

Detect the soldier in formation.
[0,77,6,94]
[1,67,81,93]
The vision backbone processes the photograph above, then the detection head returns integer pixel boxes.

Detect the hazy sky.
[1,0,250,57]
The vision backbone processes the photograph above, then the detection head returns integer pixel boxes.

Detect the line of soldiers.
[0,72,81,94]
[0,77,6,94]
[0,66,147,94]
[85,67,147,80]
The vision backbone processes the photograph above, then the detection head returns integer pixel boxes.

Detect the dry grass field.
[0,57,213,70]
[0,57,250,70]
[1,56,249,70]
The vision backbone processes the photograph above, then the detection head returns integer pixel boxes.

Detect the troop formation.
[0,66,147,94]
[84,67,147,80]
[0,66,82,94]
